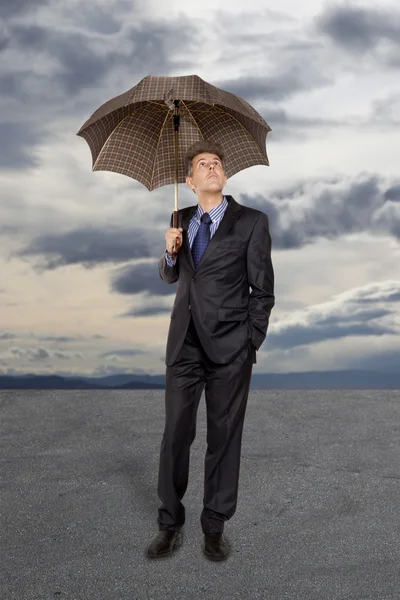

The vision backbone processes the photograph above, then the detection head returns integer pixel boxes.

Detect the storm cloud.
[0,122,45,168]
[0,0,49,19]
[316,4,400,69]
[242,175,400,249]
[11,174,400,286]
[0,9,201,168]
[13,226,159,270]
[217,70,332,104]
[267,281,400,351]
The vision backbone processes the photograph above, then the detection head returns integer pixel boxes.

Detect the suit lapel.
[180,195,242,272]
[181,205,197,271]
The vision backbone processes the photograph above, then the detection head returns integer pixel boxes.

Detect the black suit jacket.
[158,195,275,366]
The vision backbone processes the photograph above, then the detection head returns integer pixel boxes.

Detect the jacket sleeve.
[246,212,275,350]
[158,212,179,284]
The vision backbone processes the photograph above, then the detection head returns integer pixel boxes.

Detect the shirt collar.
[196,196,227,223]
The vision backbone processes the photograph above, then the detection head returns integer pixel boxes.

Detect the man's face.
[186,153,227,194]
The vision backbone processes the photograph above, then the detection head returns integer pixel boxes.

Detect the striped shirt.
[165,196,228,266]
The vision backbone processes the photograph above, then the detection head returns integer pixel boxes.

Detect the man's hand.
[165,227,183,254]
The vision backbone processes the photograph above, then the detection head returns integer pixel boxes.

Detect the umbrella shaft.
[174,129,179,212]
[173,99,180,212]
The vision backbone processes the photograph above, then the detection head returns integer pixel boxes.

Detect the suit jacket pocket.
[218,307,248,321]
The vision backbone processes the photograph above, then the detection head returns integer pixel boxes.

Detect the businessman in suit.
[146,140,275,561]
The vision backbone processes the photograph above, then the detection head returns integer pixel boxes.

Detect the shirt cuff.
[165,250,176,266]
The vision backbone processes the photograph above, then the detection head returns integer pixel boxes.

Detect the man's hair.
[184,140,225,177]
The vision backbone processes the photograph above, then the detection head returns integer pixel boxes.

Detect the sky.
[0,0,399,377]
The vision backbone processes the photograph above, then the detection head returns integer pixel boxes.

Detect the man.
[146,140,275,561]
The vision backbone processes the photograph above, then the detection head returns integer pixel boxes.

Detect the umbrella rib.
[150,109,172,190]
[209,104,269,153]
[93,102,169,172]
[180,100,204,138]
[190,105,270,130]
[181,101,269,156]
[143,101,170,110]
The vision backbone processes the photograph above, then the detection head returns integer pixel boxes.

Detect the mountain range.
[0,370,399,390]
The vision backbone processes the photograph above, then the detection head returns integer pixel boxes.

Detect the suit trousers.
[157,315,254,534]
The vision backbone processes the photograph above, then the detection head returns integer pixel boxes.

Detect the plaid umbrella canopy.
[77,74,271,252]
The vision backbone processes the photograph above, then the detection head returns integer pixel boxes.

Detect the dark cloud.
[384,185,400,202]
[53,351,71,360]
[5,24,121,94]
[0,346,83,364]
[355,290,400,304]
[0,31,9,52]
[385,49,400,69]
[38,334,107,342]
[0,122,43,168]
[316,308,394,326]
[0,333,15,341]
[124,303,172,317]
[217,71,332,104]
[0,14,201,168]
[316,5,400,57]
[76,5,122,35]
[268,321,395,351]
[0,0,49,19]
[11,174,400,309]
[29,348,50,361]
[263,100,400,141]
[267,282,400,351]
[214,19,343,108]
[38,336,79,343]
[0,72,23,100]
[98,348,143,357]
[242,175,400,249]
[258,107,341,142]
[13,226,161,270]
[1,18,199,98]
[111,261,173,297]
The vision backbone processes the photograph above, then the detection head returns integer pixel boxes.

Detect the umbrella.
[77,74,271,253]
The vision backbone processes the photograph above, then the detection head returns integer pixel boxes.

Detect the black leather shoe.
[146,530,182,558]
[203,532,230,561]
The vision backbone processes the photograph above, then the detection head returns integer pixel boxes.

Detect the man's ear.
[186,176,195,191]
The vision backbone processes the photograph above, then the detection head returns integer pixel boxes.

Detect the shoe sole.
[147,534,182,559]
[203,548,230,561]
[203,547,230,561]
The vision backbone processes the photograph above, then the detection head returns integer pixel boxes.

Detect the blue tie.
[191,213,212,268]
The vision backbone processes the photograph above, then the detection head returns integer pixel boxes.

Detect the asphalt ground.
[1,389,399,600]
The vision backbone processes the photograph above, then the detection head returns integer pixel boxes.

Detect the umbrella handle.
[171,209,182,256]
[172,237,181,255]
